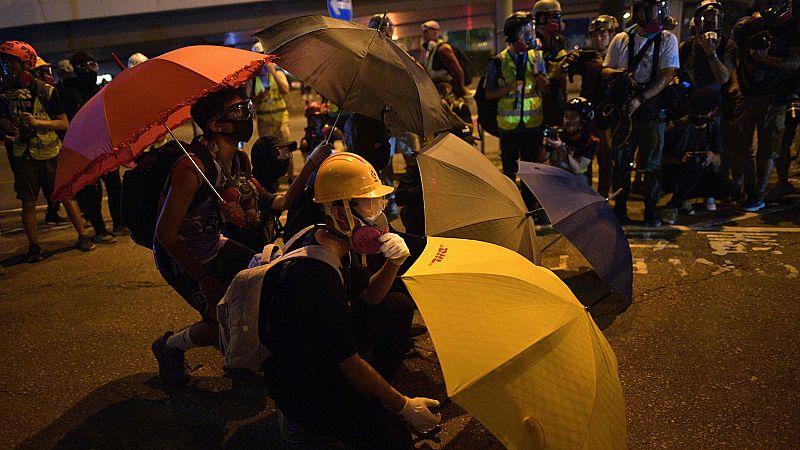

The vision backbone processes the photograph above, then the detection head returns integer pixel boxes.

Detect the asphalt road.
[1,190,799,448]
[3,107,800,448]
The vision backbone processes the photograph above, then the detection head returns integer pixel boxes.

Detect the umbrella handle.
[606,188,623,202]
[324,108,343,146]
[163,123,225,203]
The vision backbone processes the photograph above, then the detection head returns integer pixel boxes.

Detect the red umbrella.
[53,45,270,200]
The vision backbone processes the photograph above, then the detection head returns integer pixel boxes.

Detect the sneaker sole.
[151,336,190,385]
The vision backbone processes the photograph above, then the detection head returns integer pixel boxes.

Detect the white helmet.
[127,52,148,68]
[251,41,264,54]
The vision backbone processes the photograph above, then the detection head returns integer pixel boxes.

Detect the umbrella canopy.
[417,133,540,264]
[402,237,626,449]
[53,45,270,200]
[254,15,449,137]
[518,162,632,299]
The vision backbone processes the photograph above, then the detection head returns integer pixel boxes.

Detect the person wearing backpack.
[0,40,95,262]
[259,152,439,448]
[150,87,331,385]
[421,20,469,98]
[602,0,680,227]
[484,12,549,181]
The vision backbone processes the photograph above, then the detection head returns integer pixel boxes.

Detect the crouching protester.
[150,87,331,385]
[662,88,728,224]
[539,97,599,185]
[259,153,440,448]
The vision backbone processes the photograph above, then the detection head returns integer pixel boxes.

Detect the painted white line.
[550,255,569,271]
[633,258,648,274]
[668,258,687,277]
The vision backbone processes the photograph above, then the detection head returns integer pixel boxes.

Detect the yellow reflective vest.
[253,73,288,124]
[10,80,62,160]
[496,48,545,131]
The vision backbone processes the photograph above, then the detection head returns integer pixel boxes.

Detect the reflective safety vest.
[496,48,544,131]
[253,73,288,124]
[10,80,62,160]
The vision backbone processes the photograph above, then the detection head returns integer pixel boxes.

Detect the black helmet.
[368,14,394,37]
[631,0,670,32]
[589,15,620,33]
[564,97,595,122]
[694,0,723,32]
[504,11,534,43]
[760,0,793,22]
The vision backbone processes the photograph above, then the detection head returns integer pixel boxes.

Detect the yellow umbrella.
[402,237,626,449]
[418,133,540,264]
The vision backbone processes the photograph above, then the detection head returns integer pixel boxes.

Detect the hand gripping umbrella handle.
[163,123,224,203]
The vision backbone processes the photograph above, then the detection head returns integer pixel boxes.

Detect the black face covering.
[221,118,254,143]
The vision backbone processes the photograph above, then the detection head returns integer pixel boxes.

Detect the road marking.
[668,258,687,276]
[702,231,779,256]
[551,255,569,271]
[629,241,679,250]
[633,258,648,274]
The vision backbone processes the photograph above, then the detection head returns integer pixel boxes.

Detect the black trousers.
[74,169,122,233]
[351,291,414,382]
[499,128,543,179]
[266,367,412,450]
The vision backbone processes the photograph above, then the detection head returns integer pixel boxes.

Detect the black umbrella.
[255,15,450,137]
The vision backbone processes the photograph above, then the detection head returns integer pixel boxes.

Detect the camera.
[542,126,563,138]
[685,151,707,165]
[747,30,772,51]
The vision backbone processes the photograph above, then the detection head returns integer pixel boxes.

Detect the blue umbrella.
[518,162,632,299]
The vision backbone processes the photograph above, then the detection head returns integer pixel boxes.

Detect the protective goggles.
[696,10,722,32]
[351,197,388,221]
[77,61,99,72]
[214,100,254,122]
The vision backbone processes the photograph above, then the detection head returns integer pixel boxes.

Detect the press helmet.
[631,0,670,32]
[532,0,563,32]
[564,97,595,122]
[504,12,534,44]
[589,15,620,33]
[694,0,724,33]
[0,40,38,69]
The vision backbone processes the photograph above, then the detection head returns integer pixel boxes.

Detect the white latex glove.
[308,142,334,168]
[378,233,410,266]
[399,396,441,434]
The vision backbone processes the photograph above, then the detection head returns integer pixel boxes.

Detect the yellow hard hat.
[34,56,50,69]
[313,152,394,204]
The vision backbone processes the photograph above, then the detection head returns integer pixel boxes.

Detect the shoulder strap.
[649,32,662,84]
[275,245,343,283]
[283,224,318,251]
[627,30,659,75]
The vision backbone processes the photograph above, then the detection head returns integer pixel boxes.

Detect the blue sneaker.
[741,198,765,212]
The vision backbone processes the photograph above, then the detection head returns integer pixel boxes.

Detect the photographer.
[662,89,724,225]
[532,0,568,127]
[602,0,680,226]
[678,0,737,211]
[0,41,94,261]
[560,15,619,196]
[540,97,599,185]
[730,0,800,211]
